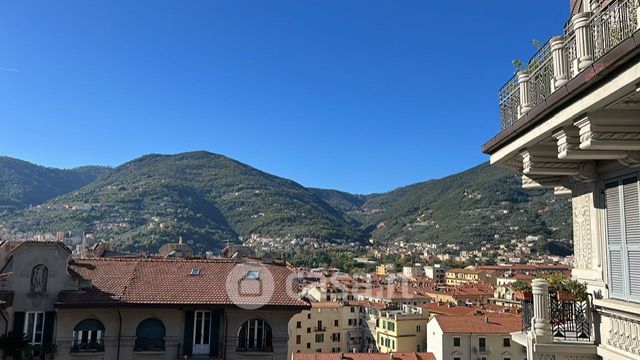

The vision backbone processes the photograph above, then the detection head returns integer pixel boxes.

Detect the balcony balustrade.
[498,0,640,130]
[314,326,327,332]
[521,294,592,342]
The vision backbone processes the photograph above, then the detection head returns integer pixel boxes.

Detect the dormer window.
[30,265,48,293]
[190,268,201,276]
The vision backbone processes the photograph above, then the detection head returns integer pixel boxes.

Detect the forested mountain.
[0,152,571,253]
[0,157,110,211]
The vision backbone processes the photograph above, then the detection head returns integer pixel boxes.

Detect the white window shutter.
[606,181,626,299]
[623,178,640,302]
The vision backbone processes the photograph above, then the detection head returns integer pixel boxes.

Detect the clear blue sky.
[0,1,568,194]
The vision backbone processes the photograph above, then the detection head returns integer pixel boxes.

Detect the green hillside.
[0,152,362,251]
[0,153,572,254]
[347,163,572,248]
[0,157,110,211]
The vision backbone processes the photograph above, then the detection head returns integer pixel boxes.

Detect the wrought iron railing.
[499,73,520,129]
[498,0,640,130]
[549,294,592,341]
[522,299,534,332]
[520,294,593,342]
[591,0,640,58]
[527,40,554,108]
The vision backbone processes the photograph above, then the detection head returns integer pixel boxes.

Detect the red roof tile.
[58,258,309,308]
[292,353,436,360]
[433,313,522,334]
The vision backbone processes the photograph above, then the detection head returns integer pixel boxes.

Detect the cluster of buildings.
[286,262,575,360]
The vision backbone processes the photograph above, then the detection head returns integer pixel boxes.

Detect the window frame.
[237,319,273,352]
[72,319,105,352]
[134,318,166,352]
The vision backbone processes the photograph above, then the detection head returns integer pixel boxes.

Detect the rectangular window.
[307,327,311,334]
[454,358,461,360]
[296,335,301,345]
[334,320,339,327]
[315,334,324,343]
[24,312,45,345]
[479,337,486,350]
[306,343,311,349]
[503,337,511,347]
[605,176,640,303]
[453,337,460,347]
[416,325,421,332]
[350,307,355,313]
[296,321,301,329]
[388,322,395,331]
[307,313,311,320]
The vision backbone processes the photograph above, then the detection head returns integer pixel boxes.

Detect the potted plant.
[0,331,29,360]
[511,280,532,300]
[562,279,588,301]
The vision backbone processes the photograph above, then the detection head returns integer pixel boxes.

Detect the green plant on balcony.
[544,274,588,301]
[511,280,532,300]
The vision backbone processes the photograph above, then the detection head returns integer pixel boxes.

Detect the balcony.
[473,346,491,355]
[512,279,598,360]
[498,0,640,130]
[521,293,593,342]
[314,326,327,332]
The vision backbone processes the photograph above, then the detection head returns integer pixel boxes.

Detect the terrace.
[499,0,640,131]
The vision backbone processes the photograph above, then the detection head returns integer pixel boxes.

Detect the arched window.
[72,319,105,352]
[30,265,48,293]
[135,318,166,351]
[237,319,272,352]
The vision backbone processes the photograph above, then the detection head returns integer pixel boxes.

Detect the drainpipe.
[117,307,122,360]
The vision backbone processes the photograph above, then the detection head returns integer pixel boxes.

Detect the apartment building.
[482,0,640,359]
[0,241,308,360]
[288,302,363,356]
[426,313,525,360]
[375,307,430,353]
[445,269,496,286]
[423,265,446,283]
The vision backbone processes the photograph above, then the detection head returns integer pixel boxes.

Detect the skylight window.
[246,270,260,280]
[190,268,201,276]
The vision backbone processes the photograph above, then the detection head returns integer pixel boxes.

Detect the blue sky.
[0,1,568,194]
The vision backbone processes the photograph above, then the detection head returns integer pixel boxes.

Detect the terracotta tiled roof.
[58,258,309,308]
[311,301,343,309]
[433,313,521,334]
[292,352,436,360]
[420,303,478,316]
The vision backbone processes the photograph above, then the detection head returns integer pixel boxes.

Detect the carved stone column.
[551,36,569,88]
[572,12,594,71]
[532,279,553,344]
[518,70,532,116]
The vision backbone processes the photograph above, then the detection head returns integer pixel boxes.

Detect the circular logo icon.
[226,263,275,310]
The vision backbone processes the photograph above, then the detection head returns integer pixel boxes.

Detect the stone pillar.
[518,70,532,116]
[532,278,553,344]
[572,12,594,71]
[551,36,569,89]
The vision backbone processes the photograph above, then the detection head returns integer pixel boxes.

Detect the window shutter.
[12,312,25,336]
[183,311,194,356]
[42,312,56,346]
[606,181,626,299]
[209,312,220,357]
[623,178,640,302]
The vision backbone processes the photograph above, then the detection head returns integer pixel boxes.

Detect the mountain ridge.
[0,151,571,253]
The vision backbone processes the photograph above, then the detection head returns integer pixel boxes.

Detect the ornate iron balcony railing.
[520,294,593,342]
[498,0,640,130]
